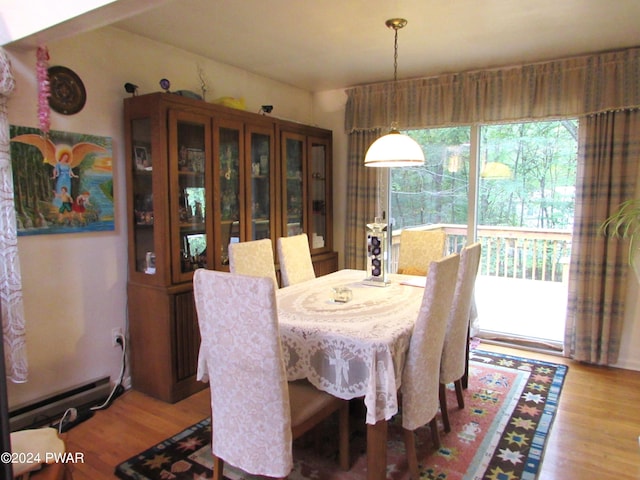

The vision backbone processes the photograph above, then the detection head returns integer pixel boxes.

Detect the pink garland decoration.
[37,45,50,134]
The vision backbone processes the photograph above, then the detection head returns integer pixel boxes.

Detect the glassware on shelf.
[145,252,156,274]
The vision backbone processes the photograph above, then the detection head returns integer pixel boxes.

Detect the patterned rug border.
[115,350,568,480]
[468,350,568,480]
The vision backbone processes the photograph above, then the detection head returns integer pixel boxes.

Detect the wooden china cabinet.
[124,92,337,402]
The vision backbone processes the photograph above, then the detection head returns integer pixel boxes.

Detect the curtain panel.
[565,110,640,365]
[345,129,382,270]
[0,47,27,382]
[345,47,640,131]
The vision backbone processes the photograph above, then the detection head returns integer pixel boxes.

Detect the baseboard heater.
[9,376,111,432]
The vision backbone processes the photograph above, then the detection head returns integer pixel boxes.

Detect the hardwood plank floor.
[61,343,640,479]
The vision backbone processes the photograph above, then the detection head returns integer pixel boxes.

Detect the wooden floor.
[62,343,640,480]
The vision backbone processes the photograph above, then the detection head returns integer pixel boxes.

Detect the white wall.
[313,89,348,270]
[616,192,640,371]
[5,26,316,408]
[618,278,640,370]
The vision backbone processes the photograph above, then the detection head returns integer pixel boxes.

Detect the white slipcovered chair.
[400,253,460,480]
[276,233,316,287]
[396,229,447,276]
[228,238,279,289]
[10,427,72,479]
[439,242,482,432]
[193,269,349,479]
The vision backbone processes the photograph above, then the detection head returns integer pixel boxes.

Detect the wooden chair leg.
[430,417,440,450]
[338,401,350,470]
[454,379,465,409]
[403,428,420,480]
[213,456,224,480]
[462,323,470,389]
[439,383,451,433]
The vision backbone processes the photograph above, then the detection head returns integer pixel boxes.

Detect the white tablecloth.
[277,269,425,424]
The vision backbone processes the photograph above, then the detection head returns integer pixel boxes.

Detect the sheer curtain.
[344,46,640,364]
[0,47,27,382]
[565,110,640,364]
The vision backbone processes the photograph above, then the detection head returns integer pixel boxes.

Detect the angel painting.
[9,126,114,235]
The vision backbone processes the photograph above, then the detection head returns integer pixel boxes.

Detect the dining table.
[276,268,428,480]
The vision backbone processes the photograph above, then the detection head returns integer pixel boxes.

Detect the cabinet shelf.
[179,222,206,230]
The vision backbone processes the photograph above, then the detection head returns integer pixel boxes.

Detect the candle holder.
[364,217,390,286]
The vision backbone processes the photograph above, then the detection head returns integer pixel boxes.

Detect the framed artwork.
[9,125,114,236]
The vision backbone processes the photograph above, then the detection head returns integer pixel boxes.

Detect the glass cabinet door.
[215,121,243,269]
[282,132,305,237]
[170,111,211,283]
[308,136,331,253]
[131,117,156,276]
[247,126,274,241]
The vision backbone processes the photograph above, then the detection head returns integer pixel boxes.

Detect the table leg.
[367,419,388,480]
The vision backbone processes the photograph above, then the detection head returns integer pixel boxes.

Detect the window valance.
[345,47,640,132]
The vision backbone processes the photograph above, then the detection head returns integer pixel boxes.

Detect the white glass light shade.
[364,130,425,167]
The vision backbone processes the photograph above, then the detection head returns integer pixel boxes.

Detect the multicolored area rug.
[115,350,567,480]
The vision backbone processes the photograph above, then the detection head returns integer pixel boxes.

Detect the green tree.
[391,120,577,230]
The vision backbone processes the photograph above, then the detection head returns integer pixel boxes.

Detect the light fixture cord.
[391,24,399,130]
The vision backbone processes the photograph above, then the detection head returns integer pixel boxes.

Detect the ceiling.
[13,0,640,93]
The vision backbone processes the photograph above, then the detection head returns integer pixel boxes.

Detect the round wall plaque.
[48,66,86,115]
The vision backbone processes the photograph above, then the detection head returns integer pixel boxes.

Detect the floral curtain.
[0,47,27,382]
[565,110,640,365]
[344,46,640,364]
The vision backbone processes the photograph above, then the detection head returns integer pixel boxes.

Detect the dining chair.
[193,269,349,479]
[228,238,279,289]
[400,253,460,480]
[11,427,73,479]
[277,233,316,286]
[439,242,482,433]
[396,229,447,276]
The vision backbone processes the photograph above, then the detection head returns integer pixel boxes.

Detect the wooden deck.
[473,274,567,347]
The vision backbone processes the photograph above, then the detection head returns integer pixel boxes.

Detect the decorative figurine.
[160,78,171,93]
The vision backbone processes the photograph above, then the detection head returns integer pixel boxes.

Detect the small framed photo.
[134,145,151,170]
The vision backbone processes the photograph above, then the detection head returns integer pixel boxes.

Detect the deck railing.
[389,224,572,283]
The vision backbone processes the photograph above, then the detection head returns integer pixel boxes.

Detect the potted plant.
[600,198,640,280]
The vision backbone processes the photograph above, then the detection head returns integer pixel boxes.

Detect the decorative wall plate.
[48,66,86,115]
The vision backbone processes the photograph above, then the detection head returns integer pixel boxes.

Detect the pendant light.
[364,18,425,167]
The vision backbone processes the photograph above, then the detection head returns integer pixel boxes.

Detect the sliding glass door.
[389,120,578,348]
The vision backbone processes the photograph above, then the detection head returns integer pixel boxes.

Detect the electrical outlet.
[112,327,123,347]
